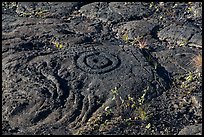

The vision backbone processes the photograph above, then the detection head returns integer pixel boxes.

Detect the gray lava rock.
[188,32,202,49]
[16,2,80,18]
[191,95,202,109]
[108,2,151,19]
[79,2,151,23]
[157,23,200,47]
[79,2,123,23]
[113,19,157,40]
[191,92,202,118]
[187,2,202,21]
[178,124,202,135]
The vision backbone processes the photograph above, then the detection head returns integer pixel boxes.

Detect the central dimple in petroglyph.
[76,51,120,74]
[86,54,110,69]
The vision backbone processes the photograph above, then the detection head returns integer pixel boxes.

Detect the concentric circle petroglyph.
[76,51,120,74]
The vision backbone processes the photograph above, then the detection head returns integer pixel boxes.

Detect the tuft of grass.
[137,38,148,49]
[130,36,148,49]
[121,32,149,50]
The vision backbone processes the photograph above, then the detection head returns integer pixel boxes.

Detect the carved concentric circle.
[76,51,120,74]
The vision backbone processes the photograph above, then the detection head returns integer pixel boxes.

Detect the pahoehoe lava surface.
[2,2,202,135]
[2,39,168,134]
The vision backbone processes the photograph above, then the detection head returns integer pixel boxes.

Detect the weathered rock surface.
[157,23,201,48]
[113,19,157,40]
[79,2,151,23]
[152,46,201,77]
[178,124,202,135]
[2,2,202,135]
[2,39,169,134]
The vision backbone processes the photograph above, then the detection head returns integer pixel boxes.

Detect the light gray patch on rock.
[178,124,202,135]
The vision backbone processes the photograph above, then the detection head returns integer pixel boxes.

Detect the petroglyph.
[2,41,168,134]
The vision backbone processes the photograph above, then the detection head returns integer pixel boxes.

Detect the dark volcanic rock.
[2,2,202,135]
[2,40,168,134]
[152,47,201,77]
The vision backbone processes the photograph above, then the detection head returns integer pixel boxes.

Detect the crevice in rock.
[140,49,172,90]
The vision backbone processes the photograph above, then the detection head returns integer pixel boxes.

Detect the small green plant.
[127,94,137,108]
[104,106,113,117]
[185,71,193,83]
[53,41,63,49]
[145,123,151,129]
[109,87,150,126]
[146,55,152,62]
[138,86,149,105]
[149,2,154,9]
[186,3,193,13]
[111,87,118,94]
[121,32,149,50]
[136,106,148,121]
[125,93,149,121]
[122,32,129,43]
[50,36,63,49]
[179,38,188,47]
[180,71,199,90]
[149,2,159,12]
[111,87,119,100]
[187,7,192,13]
